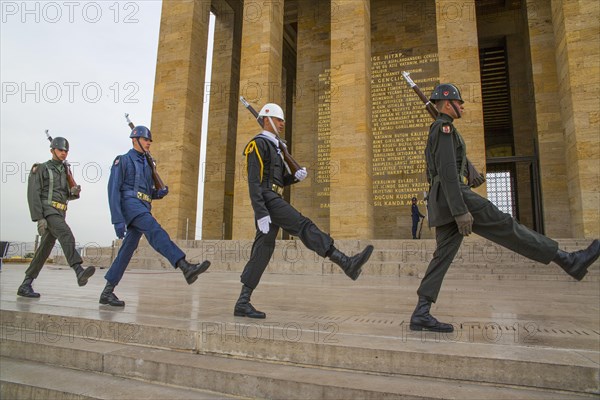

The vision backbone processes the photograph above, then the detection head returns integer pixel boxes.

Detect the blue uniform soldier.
[409,83,600,333]
[100,126,210,306]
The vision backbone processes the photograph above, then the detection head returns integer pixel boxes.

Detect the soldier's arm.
[107,156,125,224]
[27,163,45,221]
[245,139,270,220]
[435,128,468,217]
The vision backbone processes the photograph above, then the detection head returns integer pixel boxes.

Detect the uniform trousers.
[418,187,558,302]
[26,214,83,278]
[241,193,334,289]
[105,212,185,285]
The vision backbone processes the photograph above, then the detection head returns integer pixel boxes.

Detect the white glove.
[257,215,271,234]
[294,167,308,181]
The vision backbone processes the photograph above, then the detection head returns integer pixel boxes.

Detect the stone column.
[524,0,571,237]
[292,0,331,231]
[231,0,284,239]
[328,0,374,239]
[202,0,241,239]
[550,0,599,238]
[435,0,486,196]
[150,0,210,240]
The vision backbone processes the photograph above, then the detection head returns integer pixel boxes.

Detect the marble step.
[1,331,595,400]
[0,357,239,400]
[1,310,598,395]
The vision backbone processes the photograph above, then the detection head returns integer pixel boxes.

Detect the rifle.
[125,113,166,190]
[401,71,485,188]
[45,129,78,190]
[239,96,303,176]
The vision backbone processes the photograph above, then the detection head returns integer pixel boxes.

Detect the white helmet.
[258,103,285,121]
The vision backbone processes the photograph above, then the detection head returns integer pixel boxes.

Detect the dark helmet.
[50,137,69,151]
[430,83,464,104]
[130,125,152,141]
[412,197,417,201]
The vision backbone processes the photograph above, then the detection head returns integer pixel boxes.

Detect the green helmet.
[50,137,69,151]
[430,84,464,104]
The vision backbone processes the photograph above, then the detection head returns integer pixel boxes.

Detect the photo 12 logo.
[2,82,140,104]
[1,1,140,24]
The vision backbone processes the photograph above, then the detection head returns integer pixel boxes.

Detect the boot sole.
[77,266,96,287]
[233,311,266,319]
[17,291,40,298]
[99,298,125,307]
[185,261,211,285]
[410,323,454,333]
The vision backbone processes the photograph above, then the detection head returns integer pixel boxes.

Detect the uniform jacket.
[425,113,470,227]
[28,159,79,221]
[411,204,425,222]
[108,148,162,225]
[244,132,298,220]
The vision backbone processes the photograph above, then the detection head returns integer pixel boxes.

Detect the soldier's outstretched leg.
[130,213,211,284]
[267,196,374,280]
[553,239,600,281]
[328,245,374,280]
[72,264,96,286]
[176,258,211,285]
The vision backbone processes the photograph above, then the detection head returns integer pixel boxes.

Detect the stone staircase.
[63,238,600,281]
[6,237,599,399]
[1,306,598,399]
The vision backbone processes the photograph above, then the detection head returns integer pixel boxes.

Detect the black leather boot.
[410,296,454,332]
[99,282,125,307]
[553,239,599,281]
[234,285,266,319]
[328,245,374,280]
[73,264,96,287]
[176,259,211,284]
[17,276,40,298]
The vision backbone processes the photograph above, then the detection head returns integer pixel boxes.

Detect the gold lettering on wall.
[316,69,331,209]
[371,51,438,207]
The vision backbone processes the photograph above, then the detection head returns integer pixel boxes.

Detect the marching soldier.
[101,126,211,306]
[410,83,600,332]
[18,137,95,297]
[235,103,374,319]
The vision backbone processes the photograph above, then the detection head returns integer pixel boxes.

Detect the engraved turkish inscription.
[371,51,438,207]
[316,69,331,209]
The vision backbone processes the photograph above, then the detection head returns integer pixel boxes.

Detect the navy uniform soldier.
[18,137,96,297]
[409,83,600,332]
[235,103,374,319]
[101,126,211,306]
[411,197,425,239]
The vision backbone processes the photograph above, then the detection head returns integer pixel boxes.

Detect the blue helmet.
[130,126,152,141]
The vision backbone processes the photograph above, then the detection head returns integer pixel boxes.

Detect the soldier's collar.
[439,113,454,123]
[258,131,279,147]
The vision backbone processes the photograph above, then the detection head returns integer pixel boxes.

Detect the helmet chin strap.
[135,137,147,154]
[267,116,279,136]
[450,101,462,119]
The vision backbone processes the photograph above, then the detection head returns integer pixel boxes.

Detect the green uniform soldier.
[410,84,600,332]
[18,137,95,297]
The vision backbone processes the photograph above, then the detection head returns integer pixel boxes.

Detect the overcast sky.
[1,1,213,250]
